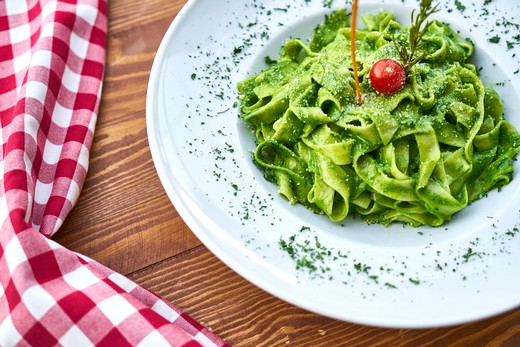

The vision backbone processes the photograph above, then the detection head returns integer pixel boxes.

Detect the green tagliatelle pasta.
[237,9,520,227]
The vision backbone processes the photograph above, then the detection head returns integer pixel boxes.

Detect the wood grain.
[55,0,520,345]
[127,245,520,347]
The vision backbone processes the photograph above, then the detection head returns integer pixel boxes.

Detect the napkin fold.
[0,1,228,346]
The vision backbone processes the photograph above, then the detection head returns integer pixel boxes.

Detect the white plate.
[147,0,520,328]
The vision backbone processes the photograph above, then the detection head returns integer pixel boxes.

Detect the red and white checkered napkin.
[0,1,229,346]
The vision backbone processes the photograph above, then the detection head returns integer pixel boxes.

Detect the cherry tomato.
[369,58,406,95]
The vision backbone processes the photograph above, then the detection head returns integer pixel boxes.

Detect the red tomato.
[369,58,406,95]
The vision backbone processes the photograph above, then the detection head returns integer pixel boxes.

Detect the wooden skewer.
[350,0,362,105]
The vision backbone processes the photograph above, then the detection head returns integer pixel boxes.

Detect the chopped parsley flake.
[462,248,481,262]
[409,278,421,285]
[454,0,466,12]
[488,35,500,43]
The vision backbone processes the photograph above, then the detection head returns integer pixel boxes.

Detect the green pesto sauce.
[238,9,520,227]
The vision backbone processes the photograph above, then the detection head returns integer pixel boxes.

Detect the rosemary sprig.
[394,0,440,72]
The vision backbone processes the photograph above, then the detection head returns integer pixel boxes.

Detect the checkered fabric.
[0,1,228,346]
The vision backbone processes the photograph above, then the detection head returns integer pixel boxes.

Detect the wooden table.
[54,0,520,345]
